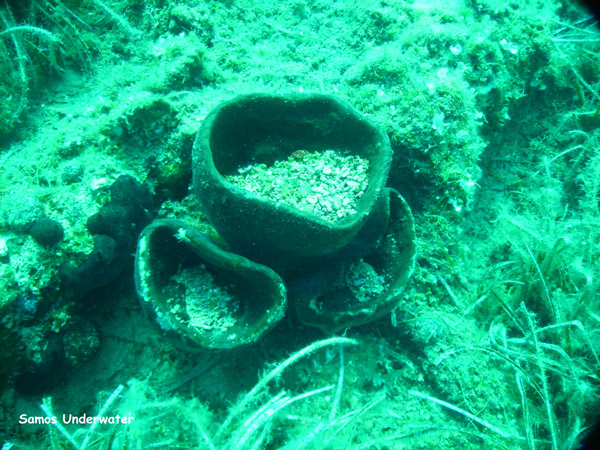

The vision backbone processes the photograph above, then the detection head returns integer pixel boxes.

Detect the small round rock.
[61,160,85,184]
[29,218,65,247]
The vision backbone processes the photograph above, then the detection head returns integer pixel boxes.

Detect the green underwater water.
[1,0,600,448]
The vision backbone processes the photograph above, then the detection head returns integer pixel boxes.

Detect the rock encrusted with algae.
[226,149,369,222]
[61,175,152,292]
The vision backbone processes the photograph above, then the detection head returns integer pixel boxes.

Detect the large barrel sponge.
[292,188,416,333]
[135,219,287,349]
[193,93,392,273]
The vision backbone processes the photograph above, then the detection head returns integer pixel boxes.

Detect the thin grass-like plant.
[37,337,358,450]
[217,336,357,445]
[41,384,125,450]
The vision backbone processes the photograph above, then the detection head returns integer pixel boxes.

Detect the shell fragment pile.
[226,149,370,222]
